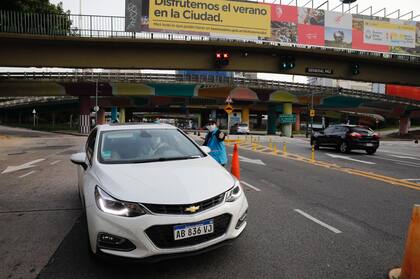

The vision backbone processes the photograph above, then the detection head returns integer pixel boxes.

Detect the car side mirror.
[200,146,211,154]
[70,152,88,170]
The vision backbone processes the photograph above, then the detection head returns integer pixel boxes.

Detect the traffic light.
[215,51,229,67]
[351,63,360,75]
[280,56,295,70]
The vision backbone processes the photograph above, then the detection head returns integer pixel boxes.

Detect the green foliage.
[0,0,68,14]
[0,0,72,36]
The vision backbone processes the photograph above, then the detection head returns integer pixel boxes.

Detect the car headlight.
[225,180,242,202]
[94,186,146,217]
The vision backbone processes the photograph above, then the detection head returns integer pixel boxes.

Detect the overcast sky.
[51,0,419,18]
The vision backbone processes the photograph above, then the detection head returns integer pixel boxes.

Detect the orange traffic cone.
[231,144,240,180]
[389,204,420,279]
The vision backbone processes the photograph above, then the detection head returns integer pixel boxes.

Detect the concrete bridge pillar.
[294,111,301,132]
[119,108,126,123]
[97,108,106,125]
[281,103,292,137]
[79,96,91,134]
[267,104,277,135]
[242,106,250,126]
[399,116,411,135]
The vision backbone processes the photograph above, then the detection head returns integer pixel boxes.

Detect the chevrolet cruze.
[70,123,248,260]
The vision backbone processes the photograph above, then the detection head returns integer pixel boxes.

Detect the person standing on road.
[203,120,228,166]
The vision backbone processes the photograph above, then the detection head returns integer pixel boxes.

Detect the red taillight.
[223,52,229,59]
[349,132,362,139]
[373,133,380,140]
[216,53,222,59]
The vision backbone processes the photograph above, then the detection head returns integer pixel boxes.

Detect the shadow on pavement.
[37,215,243,279]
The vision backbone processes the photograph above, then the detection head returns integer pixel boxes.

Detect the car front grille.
[143,192,225,215]
[145,213,232,249]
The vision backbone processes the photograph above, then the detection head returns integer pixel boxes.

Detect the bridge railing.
[1,71,420,107]
[0,10,419,64]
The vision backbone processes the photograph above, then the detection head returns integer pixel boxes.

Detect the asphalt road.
[1,126,419,279]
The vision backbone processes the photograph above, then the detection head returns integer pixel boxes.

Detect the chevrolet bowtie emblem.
[184,205,200,213]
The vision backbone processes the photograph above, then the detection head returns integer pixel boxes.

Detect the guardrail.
[0,96,76,108]
[1,71,420,107]
[0,10,419,64]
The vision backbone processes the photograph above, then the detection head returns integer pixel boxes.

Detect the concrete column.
[119,108,126,123]
[399,116,411,135]
[294,111,300,132]
[111,107,118,123]
[267,104,277,135]
[242,106,250,125]
[256,112,262,129]
[79,96,91,134]
[97,109,106,125]
[282,103,292,137]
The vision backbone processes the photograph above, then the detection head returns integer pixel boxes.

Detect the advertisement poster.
[148,0,271,37]
[352,15,390,52]
[298,24,324,46]
[364,19,416,48]
[324,11,352,48]
[298,8,325,26]
[269,4,298,43]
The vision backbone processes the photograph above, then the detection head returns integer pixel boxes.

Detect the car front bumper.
[85,194,248,259]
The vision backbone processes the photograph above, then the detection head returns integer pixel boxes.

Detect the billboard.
[149,0,271,37]
[126,0,420,56]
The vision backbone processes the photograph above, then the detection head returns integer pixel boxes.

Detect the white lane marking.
[387,154,420,161]
[1,158,45,174]
[325,153,376,165]
[50,160,61,165]
[19,171,36,178]
[240,180,261,192]
[374,156,420,167]
[238,155,266,166]
[294,209,342,234]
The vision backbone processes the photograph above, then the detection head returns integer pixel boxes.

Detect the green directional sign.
[279,114,296,124]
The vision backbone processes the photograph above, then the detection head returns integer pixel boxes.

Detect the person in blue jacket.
[203,120,228,166]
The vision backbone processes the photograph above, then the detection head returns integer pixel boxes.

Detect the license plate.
[174,219,214,240]
[365,143,373,147]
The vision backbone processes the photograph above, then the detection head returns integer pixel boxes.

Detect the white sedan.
[70,123,248,260]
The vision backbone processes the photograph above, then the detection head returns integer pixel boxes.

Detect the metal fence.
[1,71,420,107]
[0,10,419,63]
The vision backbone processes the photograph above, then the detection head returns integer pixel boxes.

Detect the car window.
[98,129,204,164]
[85,129,97,165]
[239,124,248,127]
[324,126,335,134]
[351,127,373,135]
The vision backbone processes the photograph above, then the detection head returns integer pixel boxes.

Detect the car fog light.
[97,233,136,251]
[235,210,247,229]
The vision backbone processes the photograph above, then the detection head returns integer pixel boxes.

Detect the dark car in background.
[310,124,380,155]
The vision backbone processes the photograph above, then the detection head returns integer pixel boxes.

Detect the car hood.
[93,156,235,204]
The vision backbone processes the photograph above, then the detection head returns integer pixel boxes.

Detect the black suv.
[310,124,380,155]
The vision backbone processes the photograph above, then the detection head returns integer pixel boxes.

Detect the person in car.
[203,120,227,166]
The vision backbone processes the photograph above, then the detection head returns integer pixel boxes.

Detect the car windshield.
[239,124,248,127]
[98,129,204,164]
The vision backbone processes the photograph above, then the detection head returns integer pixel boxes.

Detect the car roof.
[96,123,177,132]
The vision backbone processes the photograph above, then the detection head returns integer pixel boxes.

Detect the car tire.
[339,141,350,153]
[366,149,377,155]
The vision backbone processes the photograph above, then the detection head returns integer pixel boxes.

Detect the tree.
[0,0,68,14]
[0,0,72,36]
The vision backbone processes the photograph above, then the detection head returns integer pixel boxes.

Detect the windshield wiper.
[131,155,201,164]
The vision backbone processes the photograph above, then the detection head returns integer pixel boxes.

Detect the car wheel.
[366,149,377,155]
[339,141,350,153]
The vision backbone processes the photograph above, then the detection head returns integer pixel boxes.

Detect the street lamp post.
[32,109,36,127]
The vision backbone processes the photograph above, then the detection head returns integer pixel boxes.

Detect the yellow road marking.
[226,143,420,192]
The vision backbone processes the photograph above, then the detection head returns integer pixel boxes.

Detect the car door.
[79,128,97,208]
[320,126,335,146]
